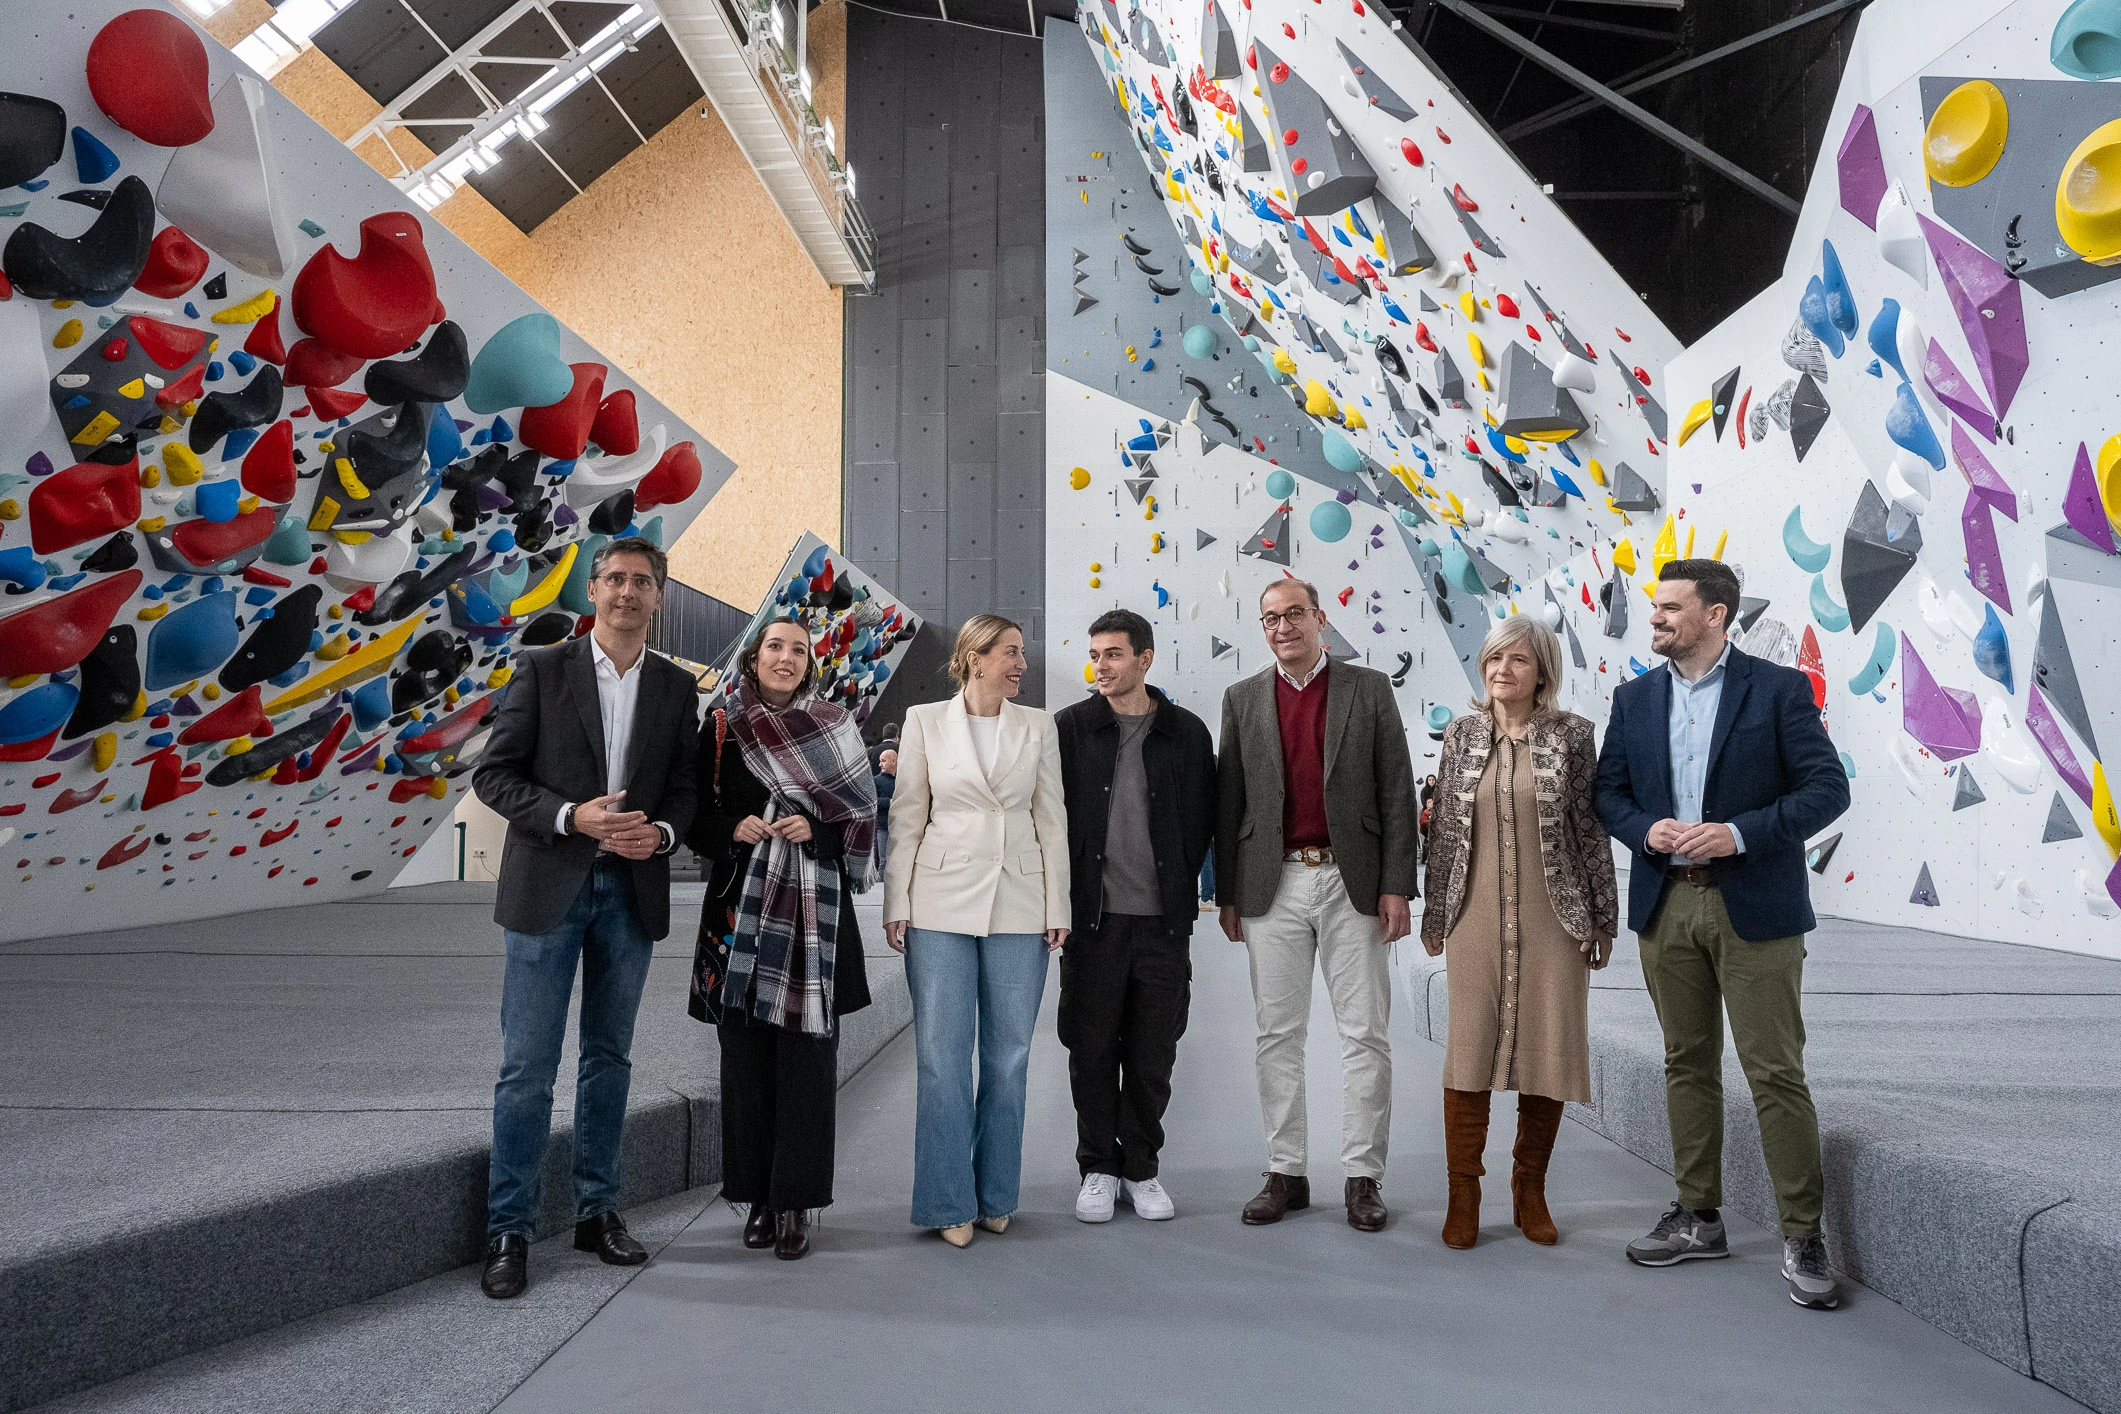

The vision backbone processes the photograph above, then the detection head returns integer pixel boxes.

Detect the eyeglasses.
[595,573,659,592]
[1259,608,1314,629]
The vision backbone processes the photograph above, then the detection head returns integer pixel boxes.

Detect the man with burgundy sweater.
[1217,579,1419,1231]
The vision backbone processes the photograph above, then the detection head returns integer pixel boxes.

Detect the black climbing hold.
[512,495,554,554]
[359,546,476,626]
[62,625,139,738]
[392,629,471,714]
[0,93,67,189]
[82,532,139,574]
[588,488,635,536]
[203,272,227,301]
[220,585,321,691]
[58,189,112,209]
[1375,341,1407,381]
[521,611,574,646]
[189,364,284,454]
[342,400,431,485]
[2,173,155,305]
[205,709,347,788]
[364,321,469,406]
[84,434,138,467]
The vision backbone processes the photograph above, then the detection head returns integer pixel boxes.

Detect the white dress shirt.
[966,713,1000,779]
[1276,647,1329,690]
[555,636,672,851]
[1667,642,1744,866]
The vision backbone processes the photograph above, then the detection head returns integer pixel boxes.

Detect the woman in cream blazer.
[884,614,1070,1246]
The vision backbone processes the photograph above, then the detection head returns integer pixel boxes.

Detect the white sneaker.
[1122,1177,1176,1220]
[1076,1173,1119,1223]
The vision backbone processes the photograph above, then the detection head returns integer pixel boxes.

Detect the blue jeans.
[905,928,1049,1228]
[487,860,655,1240]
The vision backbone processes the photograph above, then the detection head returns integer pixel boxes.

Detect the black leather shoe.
[481,1234,528,1299]
[774,1208,811,1261]
[1345,1177,1388,1232]
[574,1210,648,1266]
[1241,1172,1311,1225]
[743,1203,776,1249]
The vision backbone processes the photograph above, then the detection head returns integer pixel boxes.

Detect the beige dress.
[1441,733,1591,1102]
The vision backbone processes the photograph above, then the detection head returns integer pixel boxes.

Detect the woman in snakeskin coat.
[1418,615,1617,1251]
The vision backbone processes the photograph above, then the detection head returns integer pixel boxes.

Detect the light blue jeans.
[905,928,1049,1228]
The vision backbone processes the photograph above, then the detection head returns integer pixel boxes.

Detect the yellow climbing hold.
[1088,577,1102,589]
[201,682,221,702]
[308,495,341,532]
[2094,761,2121,857]
[0,500,17,521]
[315,634,350,661]
[1503,433,1528,456]
[1143,496,1157,520]
[1342,405,1367,430]
[117,377,145,400]
[1683,524,1696,558]
[1713,529,1729,560]
[1084,662,1097,684]
[139,463,161,488]
[122,690,146,722]
[93,732,116,772]
[1149,532,1164,552]
[1303,380,1337,417]
[1458,291,1479,320]
[486,665,513,689]
[1676,397,1714,446]
[137,602,169,620]
[212,288,278,325]
[1466,331,1488,368]
[5,673,34,688]
[2058,119,2121,265]
[1126,345,1138,363]
[508,541,579,617]
[2098,434,2121,533]
[237,494,259,515]
[1090,562,1103,572]
[1612,538,1637,576]
[1069,467,1091,490]
[53,318,84,348]
[335,457,371,501]
[1924,80,2008,188]
[164,444,205,485]
[1586,458,1607,487]
[1272,347,1298,375]
[267,613,426,712]
[1643,515,1678,597]
[71,411,120,446]
[226,736,254,755]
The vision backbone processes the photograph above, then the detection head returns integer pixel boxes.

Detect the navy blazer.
[1593,646,1849,941]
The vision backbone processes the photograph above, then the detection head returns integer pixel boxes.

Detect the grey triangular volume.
[2034,594,2100,756]
[1806,832,1842,874]
[1563,613,1586,669]
[1737,596,1770,633]
[1240,505,1292,565]
[1610,460,1661,514]
[2044,792,2085,842]
[1073,267,1091,286]
[1321,618,1361,661]
[1909,862,1941,906]
[1951,766,1987,811]
[1074,292,1099,315]
[1209,636,1236,658]
[1195,529,1217,549]
[1123,477,1157,504]
[1602,564,1629,639]
[1333,39,1417,120]
[1072,247,1088,263]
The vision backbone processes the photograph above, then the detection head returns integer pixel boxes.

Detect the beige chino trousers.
[1243,860,1393,1180]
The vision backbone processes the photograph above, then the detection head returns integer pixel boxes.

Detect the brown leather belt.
[1284,846,1336,866]
[1668,864,1716,886]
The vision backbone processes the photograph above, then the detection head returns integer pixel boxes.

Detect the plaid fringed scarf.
[721,682,879,1035]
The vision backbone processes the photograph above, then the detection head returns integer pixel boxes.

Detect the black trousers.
[717,1021,840,1210]
[1057,913,1191,1180]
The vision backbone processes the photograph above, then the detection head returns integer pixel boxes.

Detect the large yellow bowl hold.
[2057,118,2121,264]
[1924,80,2008,187]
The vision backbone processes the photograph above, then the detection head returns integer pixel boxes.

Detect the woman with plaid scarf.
[687,619,879,1261]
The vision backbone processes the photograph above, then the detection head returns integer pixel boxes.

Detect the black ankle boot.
[743,1203,775,1249]
[774,1208,811,1261]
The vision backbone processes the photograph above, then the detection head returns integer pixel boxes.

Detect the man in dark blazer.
[1594,557,1850,1310]
[471,536,698,1299]
[1217,579,1418,1233]
[1054,609,1217,1224]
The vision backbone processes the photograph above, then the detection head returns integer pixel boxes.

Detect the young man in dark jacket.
[1054,609,1217,1224]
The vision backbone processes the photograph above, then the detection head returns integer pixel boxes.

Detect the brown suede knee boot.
[1511,1094,1566,1245]
[1441,1088,1492,1249]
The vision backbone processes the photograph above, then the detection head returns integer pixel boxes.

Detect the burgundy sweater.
[1274,666,1331,849]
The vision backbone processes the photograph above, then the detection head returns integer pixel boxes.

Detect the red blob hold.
[290,211,442,360]
[102,338,128,362]
[283,337,365,389]
[389,775,440,804]
[178,684,272,744]
[171,505,276,566]
[1632,365,1652,387]
[635,439,702,511]
[1451,183,1477,212]
[1400,137,1423,166]
[1524,322,1541,342]
[156,363,204,412]
[128,315,207,371]
[98,832,154,870]
[135,226,209,298]
[141,751,202,810]
[0,727,61,764]
[1291,157,1308,175]
[307,385,368,421]
[0,570,143,677]
[1280,21,1295,37]
[1246,43,1256,69]
[590,388,639,455]
[242,420,296,502]
[1494,293,1519,318]
[1282,127,1298,145]
[244,309,288,364]
[1435,126,1452,143]
[1413,321,1437,352]
[86,10,214,148]
[29,456,140,554]
[519,362,608,461]
[1269,61,1289,82]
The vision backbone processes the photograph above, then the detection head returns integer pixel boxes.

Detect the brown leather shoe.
[1511,1094,1566,1245]
[1345,1177,1387,1232]
[1241,1171,1310,1225]
[1442,1088,1493,1249]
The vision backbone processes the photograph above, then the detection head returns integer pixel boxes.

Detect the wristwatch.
[560,802,577,836]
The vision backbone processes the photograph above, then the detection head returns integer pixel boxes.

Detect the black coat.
[1054,684,1218,938]
[472,634,699,939]
[686,718,872,1024]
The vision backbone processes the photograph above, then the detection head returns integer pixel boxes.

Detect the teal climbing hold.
[1846,619,1894,694]
[486,561,528,605]
[263,509,311,565]
[1784,506,1831,573]
[464,313,575,415]
[1309,500,1352,542]
[1182,323,1219,358]
[1189,270,1213,296]
[1442,539,1484,596]
[1321,429,1363,473]
[1264,468,1296,498]
[559,532,607,615]
[145,589,240,689]
[1426,703,1453,731]
[2052,0,2121,79]
[637,515,664,547]
[1809,574,1851,633]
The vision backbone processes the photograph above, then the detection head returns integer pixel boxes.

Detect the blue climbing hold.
[464,313,574,415]
[1820,240,1858,338]
[1885,381,1946,470]
[72,126,119,184]
[0,545,47,592]
[1973,602,2014,692]
[427,407,464,468]
[0,682,78,745]
[145,590,240,690]
[351,677,393,732]
[1867,298,1905,380]
[1798,276,1845,358]
[195,479,241,524]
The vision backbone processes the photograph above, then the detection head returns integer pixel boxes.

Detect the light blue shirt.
[1667,642,1744,866]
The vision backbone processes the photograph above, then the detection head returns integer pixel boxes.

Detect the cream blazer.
[883,696,1071,936]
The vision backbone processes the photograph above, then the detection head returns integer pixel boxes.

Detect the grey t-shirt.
[1102,707,1162,917]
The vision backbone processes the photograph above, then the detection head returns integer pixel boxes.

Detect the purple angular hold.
[1925,340,1995,440]
[1918,215,2028,420]
[2062,441,2117,553]
[2028,684,2095,805]
[1837,104,1889,230]
[1951,420,2017,519]
[2106,856,2121,913]
[1961,492,2012,614]
[1900,633,1983,760]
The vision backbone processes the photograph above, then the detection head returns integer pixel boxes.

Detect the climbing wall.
[0,5,732,944]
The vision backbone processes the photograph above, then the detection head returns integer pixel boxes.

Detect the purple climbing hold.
[2027,684,2095,805]
[2062,441,2116,553]
[1836,104,1889,230]
[1918,214,2027,421]
[1961,491,2011,614]
[1899,634,1982,761]
[1924,340,1995,440]
[1952,422,2016,519]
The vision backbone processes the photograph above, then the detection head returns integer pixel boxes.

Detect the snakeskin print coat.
[1419,709,1619,946]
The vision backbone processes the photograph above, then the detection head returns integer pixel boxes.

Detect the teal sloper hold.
[1809,574,1851,633]
[1309,499,1352,542]
[1264,468,1296,498]
[1321,429,1363,473]
[2052,0,2121,79]
[263,510,311,565]
[1441,539,1485,596]
[1188,270,1213,296]
[145,590,241,690]
[1426,703,1454,731]
[637,515,664,547]
[1846,619,1894,694]
[1182,323,1218,356]
[559,532,607,614]
[1784,505,1832,572]
[1885,381,1945,470]
[1972,602,2013,692]
[464,313,574,415]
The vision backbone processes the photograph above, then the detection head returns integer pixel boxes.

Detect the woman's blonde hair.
[1470,614,1564,717]
[947,612,1023,687]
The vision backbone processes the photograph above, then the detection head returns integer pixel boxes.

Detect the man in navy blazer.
[1594,558,1849,1311]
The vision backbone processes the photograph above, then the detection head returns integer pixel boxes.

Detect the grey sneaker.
[1783,1234,1840,1309]
[1626,1201,1730,1266]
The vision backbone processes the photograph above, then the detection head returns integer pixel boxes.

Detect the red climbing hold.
[1494,293,1519,318]
[244,310,288,364]
[1524,323,1541,342]
[51,778,110,813]
[1451,184,1477,212]
[29,456,140,555]
[128,315,208,371]
[1413,322,1437,352]
[389,774,441,804]
[0,570,141,677]
[1269,61,1290,83]
[284,337,366,390]
[141,750,202,810]
[635,439,703,511]
[178,683,273,744]
[519,362,608,461]
[135,226,209,298]
[171,505,277,566]
[86,9,215,148]
[156,363,205,412]
[590,388,639,455]
[243,566,292,587]
[102,338,129,363]
[1399,137,1422,167]
[290,211,443,361]
[241,420,296,503]
[98,832,154,870]
[261,820,298,846]
[306,385,368,421]
[0,728,60,764]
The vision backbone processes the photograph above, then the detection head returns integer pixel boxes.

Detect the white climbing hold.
[1875,181,1928,289]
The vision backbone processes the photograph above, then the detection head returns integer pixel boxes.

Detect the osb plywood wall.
[209,0,850,608]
